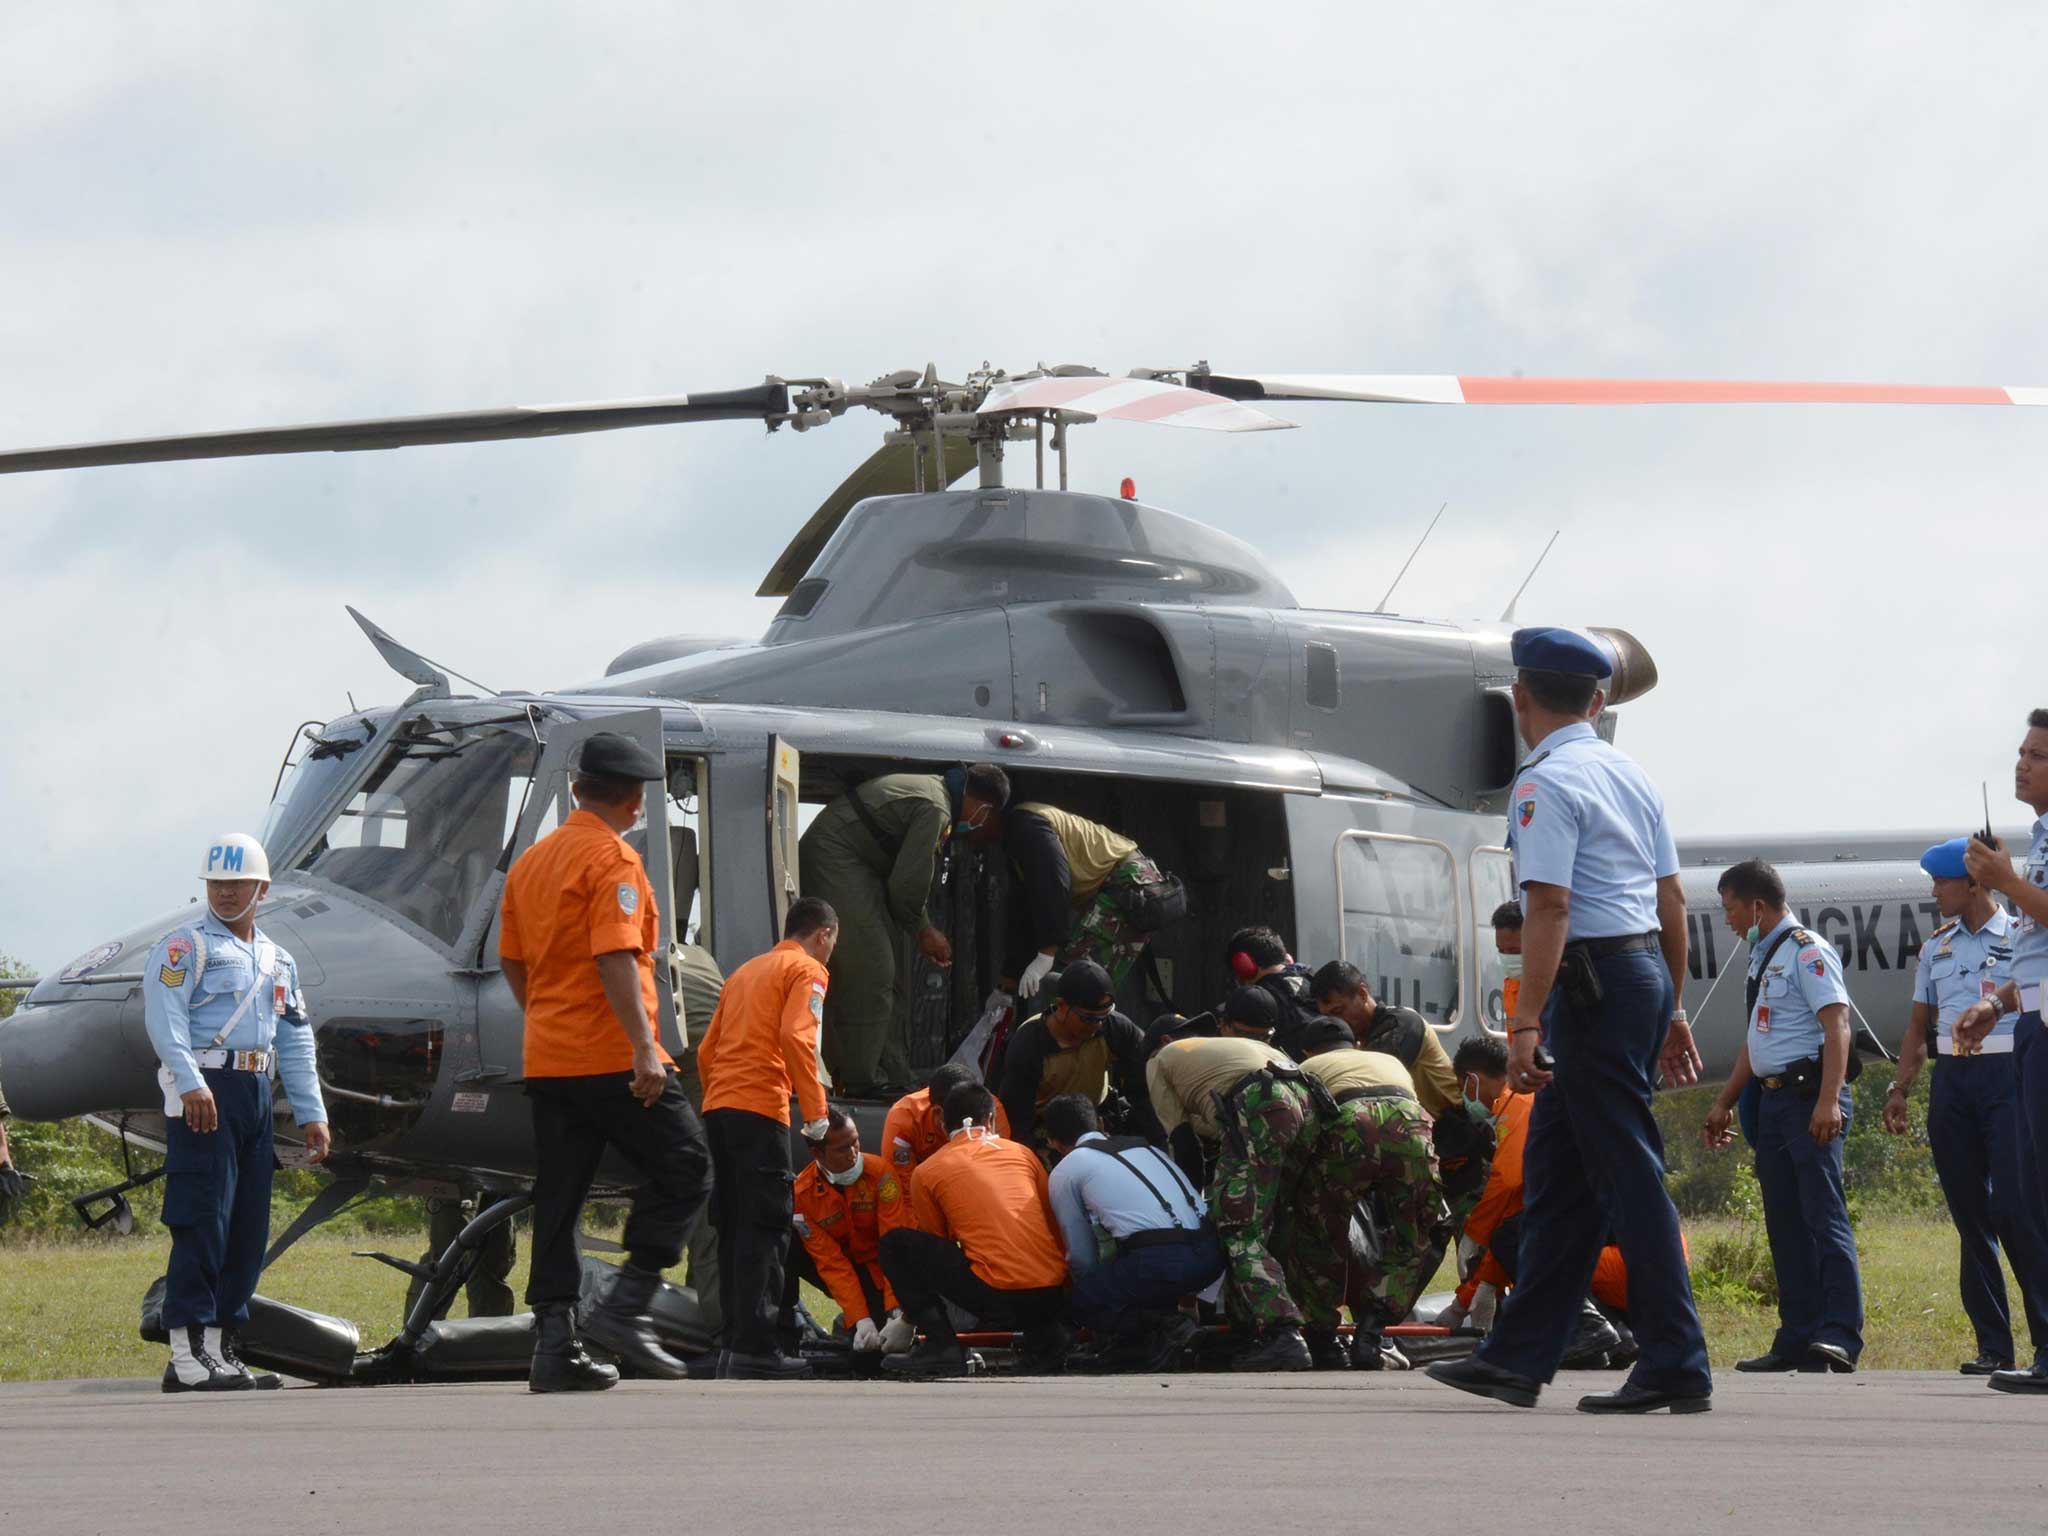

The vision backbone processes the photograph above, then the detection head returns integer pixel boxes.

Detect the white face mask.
[1500,954,1523,979]
[822,1151,863,1187]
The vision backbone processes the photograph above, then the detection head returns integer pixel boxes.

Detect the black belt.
[1564,931,1659,958]
[1119,1224,1213,1252]
[1334,1084,1418,1107]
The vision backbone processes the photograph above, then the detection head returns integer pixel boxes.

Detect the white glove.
[851,1317,883,1353]
[1019,952,1056,998]
[1435,1301,1470,1330]
[799,1117,831,1142]
[878,1310,916,1353]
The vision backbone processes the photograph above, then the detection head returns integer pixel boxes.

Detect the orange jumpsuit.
[881,1086,1011,1179]
[791,1152,908,1326]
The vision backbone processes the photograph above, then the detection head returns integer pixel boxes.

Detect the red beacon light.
[1119,477,1136,500]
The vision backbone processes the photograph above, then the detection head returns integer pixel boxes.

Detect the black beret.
[1222,984,1280,1030]
[576,731,665,781]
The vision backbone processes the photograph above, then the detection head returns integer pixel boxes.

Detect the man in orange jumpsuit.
[698,896,838,1380]
[790,1106,914,1364]
[500,731,712,1393]
[879,1082,1070,1378]
[880,1062,1009,1181]
[1445,1035,1631,1367]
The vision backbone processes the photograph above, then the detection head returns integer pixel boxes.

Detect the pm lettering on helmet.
[211,843,244,874]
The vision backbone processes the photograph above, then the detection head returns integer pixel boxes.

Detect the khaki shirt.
[1147,1036,1293,1143]
[1014,802,1138,904]
[1301,1047,1416,1099]
[1410,1030,1460,1118]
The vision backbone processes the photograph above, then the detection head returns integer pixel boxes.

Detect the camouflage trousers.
[1281,1095,1445,1330]
[1057,856,1161,989]
[1211,1075,1318,1329]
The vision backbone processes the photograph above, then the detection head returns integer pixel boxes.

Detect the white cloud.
[5,1,2047,967]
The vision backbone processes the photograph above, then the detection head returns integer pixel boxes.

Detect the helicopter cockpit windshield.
[287,716,540,947]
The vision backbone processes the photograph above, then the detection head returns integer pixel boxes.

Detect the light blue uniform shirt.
[1507,721,1679,940]
[1746,915,1851,1076]
[2011,813,2048,987]
[142,911,326,1124]
[1047,1131,1206,1277]
[1914,908,2016,1051]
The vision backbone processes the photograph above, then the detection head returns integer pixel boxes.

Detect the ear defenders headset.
[1229,950,1259,982]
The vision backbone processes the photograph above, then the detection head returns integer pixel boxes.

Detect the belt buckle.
[1763,1075,1782,1090]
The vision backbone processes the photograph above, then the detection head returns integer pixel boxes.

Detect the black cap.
[1221,984,1280,1031]
[576,732,665,781]
[1293,1015,1356,1055]
[1056,960,1114,1008]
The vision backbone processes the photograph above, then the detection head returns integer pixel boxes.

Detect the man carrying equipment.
[698,895,841,1380]
[144,833,330,1393]
[1291,1016,1444,1371]
[879,1083,1070,1379]
[1146,985,1320,1372]
[1044,1092,1221,1373]
[1425,628,1709,1415]
[790,1106,914,1361]
[500,733,713,1392]
[799,765,1009,1096]
[1883,837,2048,1377]
[1307,960,1460,1117]
[1006,800,1180,996]
[881,1063,1009,1181]
[997,961,1160,1156]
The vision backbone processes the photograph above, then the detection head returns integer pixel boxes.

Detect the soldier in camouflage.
[1145,984,1321,1371]
[1290,1014,1446,1369]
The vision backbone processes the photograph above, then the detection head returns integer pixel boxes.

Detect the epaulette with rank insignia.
[1930,918,1959,939]
[1790,928,1817,946]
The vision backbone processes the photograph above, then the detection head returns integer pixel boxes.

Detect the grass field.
[0,1214,2013,1382]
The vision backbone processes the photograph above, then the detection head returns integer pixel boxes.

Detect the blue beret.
[1920,837,1972,880]
[1511,626,1613,679]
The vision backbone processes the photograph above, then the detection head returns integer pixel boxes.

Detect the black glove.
[0,1164,31,1225]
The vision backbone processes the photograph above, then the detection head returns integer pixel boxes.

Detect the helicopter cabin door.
[480,709,680,1069]
[767,735,801,934]
[1285,793,1483,1040]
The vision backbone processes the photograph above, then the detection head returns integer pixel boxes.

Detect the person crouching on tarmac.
[878,1083,1071,1378]
[1145,985,1322,1372]
[1289,1015,1444,1371]
[789,1106,917,1371]
[499,732,714,1392]
[143,834,330,1392]
[1043,1092,1221,1373]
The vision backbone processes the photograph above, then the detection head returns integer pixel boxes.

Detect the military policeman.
[1425,627,1710,1414]
[1955,706,2048,1393]
[144,833,330,1393]
[1882,838,2048,1375]
[1704,859,1863,1373]
[798,764,1009,1096]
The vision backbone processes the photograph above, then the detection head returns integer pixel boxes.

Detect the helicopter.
[0,361,2039,1377]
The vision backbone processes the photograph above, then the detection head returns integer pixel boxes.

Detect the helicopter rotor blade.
[978,375,1295,430]
[1190,373,2048,407]
[756,432,975,598]
[0,381,794,475]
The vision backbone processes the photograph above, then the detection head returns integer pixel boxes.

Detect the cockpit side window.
[293,720,539,947]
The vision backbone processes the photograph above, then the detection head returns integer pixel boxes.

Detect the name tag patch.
[1754,1005,1771,1034]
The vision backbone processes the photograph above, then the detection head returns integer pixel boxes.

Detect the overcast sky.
[4,3,2045,972]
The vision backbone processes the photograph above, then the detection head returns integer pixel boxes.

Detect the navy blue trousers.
[2012,1011,2048,1335]
[161,1069,275,1332]
[1929,1052,2048,1364]
[1754,1083,1862,1359]
[1069,1234,1224,1340]
[1476,946,1710,1392]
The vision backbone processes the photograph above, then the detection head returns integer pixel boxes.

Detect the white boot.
[163,1324,246,1393]
[212,1326,281,1389]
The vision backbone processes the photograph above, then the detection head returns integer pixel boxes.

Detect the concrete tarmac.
[2,1370,2043,1535]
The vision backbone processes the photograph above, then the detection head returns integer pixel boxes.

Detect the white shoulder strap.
[206,938,280,1048]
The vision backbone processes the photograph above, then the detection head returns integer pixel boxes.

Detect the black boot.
[1230,1326,1313,1372]
[218,1328,282,1390]
[582,1263,690,1380]
[1018,1321,1072,1375]
[879,1333,969,1379]
[1558,1300,1622,1369]
[1302,1325,1350,1371]
[1349,1327,1411,1371]
[529,1306,619,1393]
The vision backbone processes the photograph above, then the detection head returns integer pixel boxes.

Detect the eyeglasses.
[1070,1003,1114,1023]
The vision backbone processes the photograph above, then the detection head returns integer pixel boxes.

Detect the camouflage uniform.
[1057,854,1164,989]
[1283,1095,1444,1329]
[1211,1073,1319,1328]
